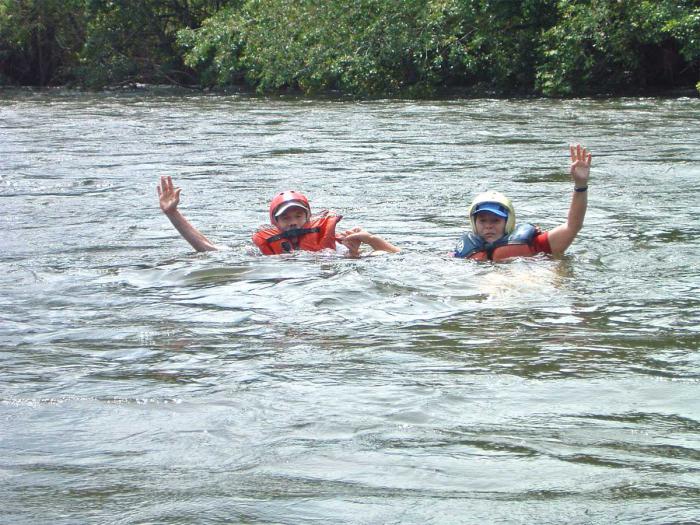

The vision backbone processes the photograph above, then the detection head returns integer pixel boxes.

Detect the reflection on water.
[1,90,699,524]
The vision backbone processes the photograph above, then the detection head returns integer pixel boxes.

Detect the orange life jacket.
[454,223,541,261]
[252,211,342,255]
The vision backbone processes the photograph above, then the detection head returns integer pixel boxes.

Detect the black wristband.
[574,186,588,193]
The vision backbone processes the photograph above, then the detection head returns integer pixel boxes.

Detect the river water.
[1,90,699,524]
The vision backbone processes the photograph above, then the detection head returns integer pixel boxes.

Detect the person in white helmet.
[453,144,592,261]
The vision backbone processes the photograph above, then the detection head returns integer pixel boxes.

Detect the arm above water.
[337,227,400,258]
[157,176,218,252]
[547,144,592,256]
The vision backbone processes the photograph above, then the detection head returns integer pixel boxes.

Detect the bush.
[2,0,698,96]
[536,0,700,96]
[0,0,85,85]
[178,6,246,87]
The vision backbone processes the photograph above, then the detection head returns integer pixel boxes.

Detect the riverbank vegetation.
[1,0,698,97]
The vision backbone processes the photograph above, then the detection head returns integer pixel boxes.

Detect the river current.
[1,90,699,524]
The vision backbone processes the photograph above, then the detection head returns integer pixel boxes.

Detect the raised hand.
[547,144,593,255]
[158,175,181,214]
[570,144,592,188]
[156,175,217,251]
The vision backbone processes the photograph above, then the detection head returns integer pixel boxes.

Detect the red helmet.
[268,190,311,225]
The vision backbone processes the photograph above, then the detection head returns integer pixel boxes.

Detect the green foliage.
[77,0,220,88]
[180,0,454,96]
[179,0,557,96]
[536,0,700,96]
[0,0,223,88]
[177,5,245,87]
[240,0,437,96]
[1,0,698,96]
[438,0,558,95]
[0,0,86,85]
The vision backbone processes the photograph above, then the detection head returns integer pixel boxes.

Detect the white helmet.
[468,191,516,234]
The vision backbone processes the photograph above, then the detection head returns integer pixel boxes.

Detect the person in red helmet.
[157,177,399,256]
[252,190,341,255]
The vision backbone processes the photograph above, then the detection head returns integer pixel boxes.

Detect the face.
[474,212,507,242]
[275,206,309,231]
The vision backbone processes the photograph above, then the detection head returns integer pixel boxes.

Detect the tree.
[536,0,700,96]
[0,0,85,85]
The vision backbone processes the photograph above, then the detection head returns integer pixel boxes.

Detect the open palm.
[570,144,592,186]
[158,176,181,214]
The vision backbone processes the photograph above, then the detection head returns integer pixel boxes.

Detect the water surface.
[1,90,699,524]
